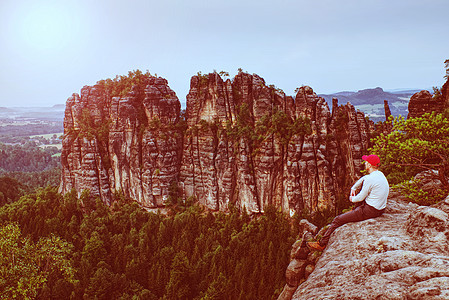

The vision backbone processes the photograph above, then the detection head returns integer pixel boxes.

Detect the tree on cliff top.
[370,111,449,203]
[445,59,449,79]
[97,69,152,98]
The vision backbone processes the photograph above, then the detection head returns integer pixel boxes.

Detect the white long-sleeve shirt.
[351,170,389,210]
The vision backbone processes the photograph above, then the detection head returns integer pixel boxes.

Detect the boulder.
[407,90,445,119]
[290,196,449,299]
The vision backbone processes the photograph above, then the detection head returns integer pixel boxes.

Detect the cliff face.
[60,72,373,215]
[59,77,182,207]
[282,194,449,299]
[442,78,449,109]
[180,72,374,214]
[407,89,445,119]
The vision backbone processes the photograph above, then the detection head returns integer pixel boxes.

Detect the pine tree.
[165,251,193,299]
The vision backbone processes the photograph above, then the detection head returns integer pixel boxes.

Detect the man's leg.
[319,204,366,246]
[308,202,385,251]
[354,200,365,209]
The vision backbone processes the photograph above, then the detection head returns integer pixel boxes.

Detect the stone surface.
[414,170,444,194]
[285,259,308,286]
[384,99,392,120]
[297,219,318,238]
[278,284,299,300]
[442,78,449,109]
[289,196,449,299]
[407,90,445,119]
[383,100,393,132]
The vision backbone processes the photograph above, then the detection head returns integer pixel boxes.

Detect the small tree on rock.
[370,111,449,203]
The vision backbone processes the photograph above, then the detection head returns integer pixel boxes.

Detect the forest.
[0,142,60,172]
[0,124,63,144]
[0,142,61,205]
[0,187,298,299]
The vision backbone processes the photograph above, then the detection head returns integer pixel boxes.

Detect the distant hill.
[318,87,417,106]
[318,87,427,122]
[0,106,65,143]
[51,104,66,109]
[0,106,65,122]
[386,88,424,94]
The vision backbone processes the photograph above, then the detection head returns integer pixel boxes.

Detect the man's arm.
[351,179,371,203]
[351,176,365,194]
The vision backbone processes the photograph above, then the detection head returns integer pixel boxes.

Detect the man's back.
[352,170,389,210]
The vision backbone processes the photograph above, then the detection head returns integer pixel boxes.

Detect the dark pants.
[320,201,385,246]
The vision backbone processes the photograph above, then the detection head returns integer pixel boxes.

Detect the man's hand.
[349,189,356,202]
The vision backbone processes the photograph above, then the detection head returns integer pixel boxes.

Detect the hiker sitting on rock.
[308,154,389,251]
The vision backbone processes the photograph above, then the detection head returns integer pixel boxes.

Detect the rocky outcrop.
[384,99,392,119]
[60,72,374,215]
[59,77,182,207]
[442,78,449,109]
[180,72,373,214]
[407,90,445,119]
[279,195,449,299]
[277,220,318,300]
[382,100,393,132]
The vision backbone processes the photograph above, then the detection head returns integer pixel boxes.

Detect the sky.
[0,0,448,108]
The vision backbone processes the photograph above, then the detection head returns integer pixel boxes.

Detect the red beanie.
[362,154,380,166]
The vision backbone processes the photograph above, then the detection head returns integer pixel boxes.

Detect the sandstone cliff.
[407,89,445,119]
[180,72,372,214]
[442,78,449,109]
[60,76,182,207]
[60,72,374,215]
[279,192,449,299]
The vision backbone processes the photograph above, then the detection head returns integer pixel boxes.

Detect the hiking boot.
[307,241,326,252]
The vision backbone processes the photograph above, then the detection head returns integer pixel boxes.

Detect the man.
[307,154,389,251]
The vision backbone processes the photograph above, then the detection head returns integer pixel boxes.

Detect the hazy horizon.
[1,0,448,107]
[0,86,433,108]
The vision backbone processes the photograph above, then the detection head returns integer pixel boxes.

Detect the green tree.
[433,86,442,101]
[0,176,25,206]
[0,142,60,173]
[0,223,75,299]
[202,272,227,299]
[218,70,230,78]
[165,251,193,299]
[371,111,449,203]
[80,230,108,282]
[84,261,124,300]
[445,59,449,79]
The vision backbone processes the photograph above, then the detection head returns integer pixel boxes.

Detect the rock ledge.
[280,196,449,299]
